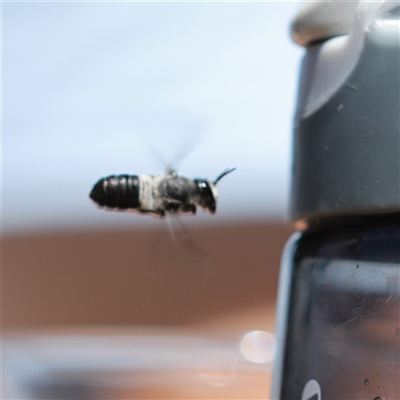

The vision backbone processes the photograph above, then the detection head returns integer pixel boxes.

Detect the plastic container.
[272,2,400,399]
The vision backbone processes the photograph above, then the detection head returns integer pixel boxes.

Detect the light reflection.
[376,18,400,28]
[198,349,237,387]
[239,330,275,364]
[371,16,400,47]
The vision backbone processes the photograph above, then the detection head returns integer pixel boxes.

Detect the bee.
[89,168,236,217]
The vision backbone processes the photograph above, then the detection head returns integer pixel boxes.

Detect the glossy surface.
[280,224,400,400]
[291,5,400,221]
[90,175,140,210]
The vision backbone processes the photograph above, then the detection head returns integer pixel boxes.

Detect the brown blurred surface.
[2,222,292,329]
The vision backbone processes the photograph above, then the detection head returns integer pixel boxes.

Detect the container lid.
[290,1,400,224]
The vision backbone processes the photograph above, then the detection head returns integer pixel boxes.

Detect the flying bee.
[89,168,236,217]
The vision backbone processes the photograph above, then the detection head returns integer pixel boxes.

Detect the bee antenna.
[213,167,236,185]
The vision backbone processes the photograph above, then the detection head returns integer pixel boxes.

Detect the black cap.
[290,4,400,224]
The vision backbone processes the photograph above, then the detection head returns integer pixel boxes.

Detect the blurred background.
[2,1,302,398]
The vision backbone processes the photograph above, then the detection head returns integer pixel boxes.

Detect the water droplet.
[364,379,369,385]
[374,397,381,400]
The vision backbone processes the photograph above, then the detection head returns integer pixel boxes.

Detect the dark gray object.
[273,2,400,400]
[291,4,400,225]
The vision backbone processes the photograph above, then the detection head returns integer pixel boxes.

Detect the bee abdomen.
[90,175,140,210]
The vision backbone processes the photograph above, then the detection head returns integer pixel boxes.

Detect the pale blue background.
[3,1,303,234]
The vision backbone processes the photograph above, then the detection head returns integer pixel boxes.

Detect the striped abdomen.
[90,175,140,210]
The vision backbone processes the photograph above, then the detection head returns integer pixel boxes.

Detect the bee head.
[193,168,235,214]
[194,179,217,214]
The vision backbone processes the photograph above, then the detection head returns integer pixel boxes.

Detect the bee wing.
[165,216,213,265]
[131,105,207,173]
[166,215,191,242]
[166,130,205,173]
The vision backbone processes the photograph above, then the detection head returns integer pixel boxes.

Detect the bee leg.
[138,209,165,217]
[182,203,196,214]
[165,200,181,213]
[156,209,166,217]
